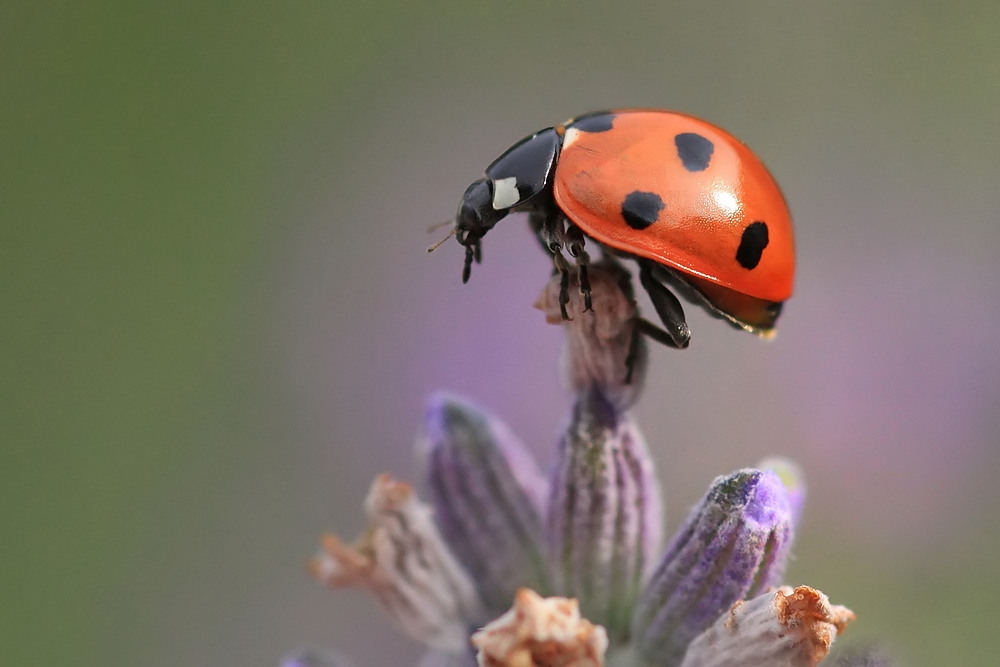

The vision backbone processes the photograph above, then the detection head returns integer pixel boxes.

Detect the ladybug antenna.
[427,225,457,254]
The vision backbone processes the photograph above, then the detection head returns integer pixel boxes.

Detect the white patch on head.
[562,127,582,149]
[491,176,520,210]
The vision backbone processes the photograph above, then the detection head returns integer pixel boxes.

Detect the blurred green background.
[5,2,999,665]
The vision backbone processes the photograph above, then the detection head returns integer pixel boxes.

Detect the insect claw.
[559,269,572,320]
[576,253,593,312]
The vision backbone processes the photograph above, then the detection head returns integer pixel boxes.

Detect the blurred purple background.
[5,3,998,666]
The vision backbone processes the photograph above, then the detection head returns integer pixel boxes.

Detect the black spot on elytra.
[736,221,769,269]
[621,191,664,230]
[675,132,714,172]
[570,112,616,133]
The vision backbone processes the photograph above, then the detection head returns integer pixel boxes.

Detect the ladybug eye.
[736,221,769,270]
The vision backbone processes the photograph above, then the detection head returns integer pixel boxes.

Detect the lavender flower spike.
[632,469,794,666]
[546,387,663,642]
[418,392,550,614]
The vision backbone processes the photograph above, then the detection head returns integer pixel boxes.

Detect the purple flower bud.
[757,456,806,529]
[632,469,794,666]
[418,392,549,613]
[546,388,663,641]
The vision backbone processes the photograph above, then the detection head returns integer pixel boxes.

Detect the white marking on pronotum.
[562,127,582,149]
[491,176,520,210]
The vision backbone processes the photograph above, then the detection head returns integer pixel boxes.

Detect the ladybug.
[451,109,795,348]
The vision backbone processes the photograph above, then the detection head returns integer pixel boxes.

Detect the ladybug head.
[452,178,510,283]
[455,178,506,247]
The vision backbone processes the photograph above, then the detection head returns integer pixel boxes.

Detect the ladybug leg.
[564,224,593,312]
[528,210,557,259]
[531,211,575,319]
[639,261,691,349]
[462,243,474,283]
[636,317,687,349]
[456,226,484,284]
[552,252,573,320]
[460,237,482,283]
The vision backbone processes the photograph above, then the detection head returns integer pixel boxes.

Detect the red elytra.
[553,110,794,304]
